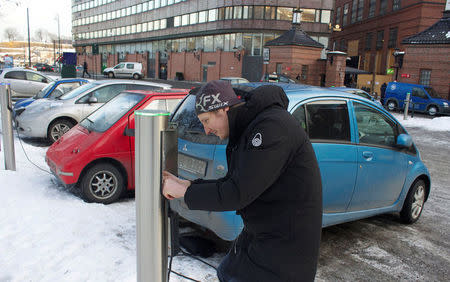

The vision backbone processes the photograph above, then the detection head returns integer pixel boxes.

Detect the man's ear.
[222,106,230,113]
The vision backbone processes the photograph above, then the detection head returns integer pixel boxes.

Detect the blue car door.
[348,101,408,211]
[291,99,357,213]
[411,87,429,112]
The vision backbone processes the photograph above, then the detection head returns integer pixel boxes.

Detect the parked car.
[384,82,449,116]
[260,73,298,83]
[0,67,54,98]
[103,62,143,79]
[34,63,52,72]
[168,82,430,241]
[330,87,382,107]
[45,89,188,203]
[15,80,171,143]
[220,77,250,84]
[13,78,89,117]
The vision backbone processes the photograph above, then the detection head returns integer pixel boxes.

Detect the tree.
[4,27,20,42]
[34,29,45,42]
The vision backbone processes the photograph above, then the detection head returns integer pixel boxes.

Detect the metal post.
[135,110,171,282]
[0,84,16,171]
[404,92,411,120]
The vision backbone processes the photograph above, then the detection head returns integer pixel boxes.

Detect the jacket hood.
[228,85,289,145]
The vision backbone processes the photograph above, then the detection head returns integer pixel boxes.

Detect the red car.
[46,89,188,204]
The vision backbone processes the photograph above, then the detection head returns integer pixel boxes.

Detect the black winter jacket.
[184,85,322,282]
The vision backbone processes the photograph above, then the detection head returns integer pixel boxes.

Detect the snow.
[0,112,448,281]
[391,113,450,132]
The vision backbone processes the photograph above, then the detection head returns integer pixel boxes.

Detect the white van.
[103,62,143,79]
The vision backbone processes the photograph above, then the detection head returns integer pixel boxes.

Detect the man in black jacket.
[163,80,322,281]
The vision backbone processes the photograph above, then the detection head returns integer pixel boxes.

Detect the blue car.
[13,78,89,117]
[170,83,431,241]
[384,82,450,116]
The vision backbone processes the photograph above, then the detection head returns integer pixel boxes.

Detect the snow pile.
[392,113,450,132]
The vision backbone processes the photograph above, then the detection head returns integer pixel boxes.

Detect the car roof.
[88,79,171,89]
[123,88,189,96]
[236,82,380,108]
[221,77,247,80]
[329,87,369,93]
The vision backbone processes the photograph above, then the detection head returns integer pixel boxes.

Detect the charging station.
[0,83,16,171]
[135,109,178,282]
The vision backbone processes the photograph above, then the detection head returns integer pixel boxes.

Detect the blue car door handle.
[362,151,374,161]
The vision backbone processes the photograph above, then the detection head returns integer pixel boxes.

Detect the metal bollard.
[0,83,16,171]
[135,110,177,282]
[403,92,411,120]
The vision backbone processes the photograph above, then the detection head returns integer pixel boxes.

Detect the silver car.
[0,67,54,98]
[15,80,171,143]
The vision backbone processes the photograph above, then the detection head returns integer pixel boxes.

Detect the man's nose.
[203,126,211,135]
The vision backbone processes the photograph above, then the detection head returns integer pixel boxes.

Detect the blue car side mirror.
[397,134,412,148]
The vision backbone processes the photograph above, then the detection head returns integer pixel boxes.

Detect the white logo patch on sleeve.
[251,133,262,147]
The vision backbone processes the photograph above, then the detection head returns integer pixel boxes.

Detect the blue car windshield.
[80,92,144,132]
[59,82,99,100]
[35,81,57,98]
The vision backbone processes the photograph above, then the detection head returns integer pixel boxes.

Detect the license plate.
[178,153,207,176]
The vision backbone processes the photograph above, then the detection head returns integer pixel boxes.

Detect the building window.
[209,9,217,21]
[343,3,349,26]
[380,0,388,15]
[301,65,308,81]
[365,33,373,50]
[376,30,384,49]
[181,14,189,26]
[335,7,341,26]
[393,0,401,11]
[199,11,207,23]
[265,6,276,20]
[277,7,292,21]
[302,9,316,22]
[234,6,242,19]
[419,70,431,86]
[321,10,331,24]
[243,6,252,19]
[340,39,347,51]
[225,7,233,19]
[357,0,364,21]
[368,0,376,17]
[190,13,198,25]
[351,1,357,24]
[254,6,264,19]
[388,28,398,48]
[174,16,181,27]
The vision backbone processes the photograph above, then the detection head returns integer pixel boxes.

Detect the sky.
[0,0,72,41]
[0,111,449,281]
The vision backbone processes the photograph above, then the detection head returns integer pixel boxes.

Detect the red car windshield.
[80,93,145,132]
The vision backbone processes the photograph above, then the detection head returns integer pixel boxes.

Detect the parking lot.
[1,78,449,281]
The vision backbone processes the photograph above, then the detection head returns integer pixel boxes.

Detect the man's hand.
[162,171,191,200]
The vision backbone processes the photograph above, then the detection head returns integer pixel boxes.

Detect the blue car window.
[412,87,428,99]
[292,104,307,131]
[171,94,226,145]
[305,100,351,142]
[354,102,397,147]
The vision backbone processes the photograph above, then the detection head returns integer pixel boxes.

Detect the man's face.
[197,107,230,140]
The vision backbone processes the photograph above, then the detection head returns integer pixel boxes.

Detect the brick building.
[400,9,450,99]
[71,0,334,82]
[331,0,446,77]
